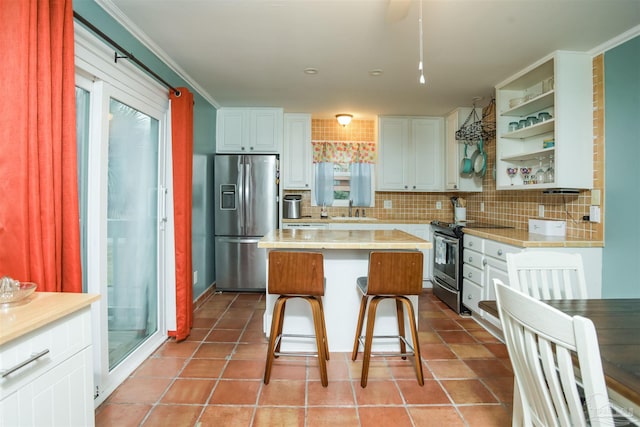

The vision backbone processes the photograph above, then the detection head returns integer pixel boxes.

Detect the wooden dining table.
[479,298,640,422]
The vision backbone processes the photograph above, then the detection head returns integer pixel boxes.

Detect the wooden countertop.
[258,229,432,250]
[281,218,603,248]
[0,292,100,345]
[463,228,604,248]
[282,218,432,225]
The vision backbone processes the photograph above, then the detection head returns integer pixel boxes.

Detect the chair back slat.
[366,251,423,295]
[507,252,588,299]
[494,279,613,427]
[268,251,324,296]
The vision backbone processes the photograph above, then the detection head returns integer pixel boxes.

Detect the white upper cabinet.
[377,116,444,192]
[445,108,483,192]
[216,107,283,153]
[495,51,593,190]
[283,113,312,189]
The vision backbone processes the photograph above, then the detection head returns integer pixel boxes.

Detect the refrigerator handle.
[238,160,245,235]
[244,158,252,235]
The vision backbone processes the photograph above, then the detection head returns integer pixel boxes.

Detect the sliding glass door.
[75,70,169,405]
[106,97,160,368]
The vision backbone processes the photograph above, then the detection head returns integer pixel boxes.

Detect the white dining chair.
[506,251,588,299]
[494,279,613,427]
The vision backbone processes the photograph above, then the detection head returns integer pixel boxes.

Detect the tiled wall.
[286,56,605,240]
[311,118,375,142]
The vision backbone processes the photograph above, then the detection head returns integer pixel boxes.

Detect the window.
[311,141,376,207]
[333,162,351,202]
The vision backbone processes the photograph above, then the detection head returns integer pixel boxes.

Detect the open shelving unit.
[495,51,594,190]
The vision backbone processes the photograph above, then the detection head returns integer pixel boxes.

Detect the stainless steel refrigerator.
[214,154,278,291]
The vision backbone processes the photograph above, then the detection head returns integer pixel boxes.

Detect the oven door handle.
[437,237,459,245]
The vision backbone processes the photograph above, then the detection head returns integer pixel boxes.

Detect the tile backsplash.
[290,55,604,241]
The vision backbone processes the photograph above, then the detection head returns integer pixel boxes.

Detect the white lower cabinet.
[462,279,483,313]
[462,233,604,329]
[0,307,94,427]
[463,234,520,328]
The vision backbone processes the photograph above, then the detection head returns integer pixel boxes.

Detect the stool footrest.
[356,335,416,358]
[273,333,323,358]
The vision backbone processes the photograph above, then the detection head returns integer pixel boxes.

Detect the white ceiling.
[105,0,639,118]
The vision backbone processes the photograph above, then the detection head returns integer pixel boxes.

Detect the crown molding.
[589,24,640,56]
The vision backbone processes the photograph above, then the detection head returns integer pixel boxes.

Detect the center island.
[257,228,432,352]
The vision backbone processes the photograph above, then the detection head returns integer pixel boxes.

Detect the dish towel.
[435,236,446,264]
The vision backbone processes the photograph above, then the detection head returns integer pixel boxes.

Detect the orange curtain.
[0,0,81,292]
[169,88,194,341]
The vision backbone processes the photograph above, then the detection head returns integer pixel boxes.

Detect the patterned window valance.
[311,141,376,164]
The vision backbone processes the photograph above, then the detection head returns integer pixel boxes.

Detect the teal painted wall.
[603,35,640,297]
[74,0,217,299]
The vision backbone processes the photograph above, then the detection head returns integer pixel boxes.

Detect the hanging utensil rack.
[455,97,496,144]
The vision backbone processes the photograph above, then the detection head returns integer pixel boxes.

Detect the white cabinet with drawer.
[462,234,521,325]
[462,279,483,313]
[0,306,95,427]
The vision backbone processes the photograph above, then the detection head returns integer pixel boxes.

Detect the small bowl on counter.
[0,277,37,306]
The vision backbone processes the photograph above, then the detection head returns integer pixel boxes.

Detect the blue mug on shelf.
[538,112,552,122]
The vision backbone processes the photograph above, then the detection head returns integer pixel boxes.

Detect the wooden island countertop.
[0,292,100,346]
[257,228,432,250]
[258,228,431,352]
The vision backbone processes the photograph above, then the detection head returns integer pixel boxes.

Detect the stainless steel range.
[431,220,513,313]
[431,220,466,314]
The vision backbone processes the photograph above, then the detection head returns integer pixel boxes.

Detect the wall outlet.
[193,270,198,285]
[591,189,601,206]
[383,200,392,209]
[436,201,442,210]
[590,205,601,223]
[538,204,545,217]
[480,202,485,212]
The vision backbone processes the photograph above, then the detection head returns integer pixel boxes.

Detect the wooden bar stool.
[264,251,329,387]
[351,251,424,388]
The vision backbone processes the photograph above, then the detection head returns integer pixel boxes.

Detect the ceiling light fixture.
[368,69,384,77]
[303,67,318,75]
[418,0,426,85]
[336,114,353,127]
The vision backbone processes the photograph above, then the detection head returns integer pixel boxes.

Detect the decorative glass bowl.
[0,278,37,305]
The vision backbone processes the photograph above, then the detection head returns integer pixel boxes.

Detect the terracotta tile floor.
[95,290,514,426]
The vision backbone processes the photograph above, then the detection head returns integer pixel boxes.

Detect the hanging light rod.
[73,12,181,97]
[418,0,425,85]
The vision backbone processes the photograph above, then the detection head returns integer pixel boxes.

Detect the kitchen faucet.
[348,199,353,217]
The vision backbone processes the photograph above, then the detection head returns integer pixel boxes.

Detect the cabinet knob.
[305,184,309,187]
[404,185,408,189]
[413,185,416,189]
[467,294,472,300]
[483,259,487,267]
[468,256,473,262]
[241,147,245,151]
[250,146,254,151]
[497,249,503,256]
[468,272,473,278]
[454,185,458,189]
[469,241,473,247]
